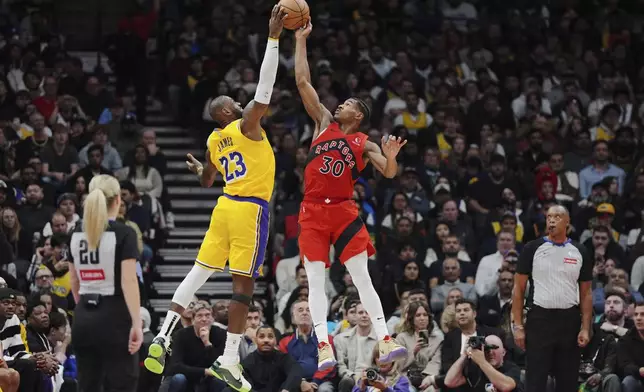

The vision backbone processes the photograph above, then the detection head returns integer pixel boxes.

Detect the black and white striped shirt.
[0,315,30,361]
[70,220,139,296]
[517,237,593,309]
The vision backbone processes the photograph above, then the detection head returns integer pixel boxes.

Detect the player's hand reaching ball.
[381,135,407,159]
[268,4,288,39]
[186,153,203,175]
[295,21,313,40]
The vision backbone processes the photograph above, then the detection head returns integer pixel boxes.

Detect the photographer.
[354,344,410,392]
[444,335,522,392]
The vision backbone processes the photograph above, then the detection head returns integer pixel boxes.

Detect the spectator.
[351,344,411,392]
[1,207,33,261]
[40,124,79,189]
[69,145,114,190]
[475,231,516,297]
[17,183,55,241]
[394,301,443,390]
[444,334,522,392]
[116,144,164,199]
[477,269,514,329]
[14,112,51,170]
[279,299,336,392]
[594,269,643,315]
[430,258,477,313]
[239,325,303,392]
[579,141,626,199]
[41,193,80,237]
[335,302,378,392]
[239,305,261,361]
[77,127,123,172]
[164,300,227,392]
[617,303,644,392]
[440,299,507,374]
[0,288,43,392]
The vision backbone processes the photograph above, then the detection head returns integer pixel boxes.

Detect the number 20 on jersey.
[219,152,247,182]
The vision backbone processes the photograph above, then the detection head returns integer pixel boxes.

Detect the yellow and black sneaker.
[144,336,171,374]
[208,360,252,392]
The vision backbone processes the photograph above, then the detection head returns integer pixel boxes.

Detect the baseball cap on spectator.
[434,183,451,195]
[0,288,16,301]
[596,203,615,215]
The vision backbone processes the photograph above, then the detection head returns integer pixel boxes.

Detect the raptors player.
[294,22,408,371]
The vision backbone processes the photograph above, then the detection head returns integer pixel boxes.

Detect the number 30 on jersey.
[219,152,247,182]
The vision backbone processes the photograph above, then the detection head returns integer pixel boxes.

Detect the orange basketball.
[278,0,310,30]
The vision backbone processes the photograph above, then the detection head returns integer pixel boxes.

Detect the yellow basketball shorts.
[196,194,270,278]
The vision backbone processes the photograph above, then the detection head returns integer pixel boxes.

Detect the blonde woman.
[395,301,443,391]
[68,175,142,392]
[352,343,410,392]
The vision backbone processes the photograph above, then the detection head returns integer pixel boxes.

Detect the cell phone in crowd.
[419,330,429,345]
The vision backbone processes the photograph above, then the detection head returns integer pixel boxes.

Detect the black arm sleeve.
[118,225,140,262]
[516,239,542,275]
[575,241,593,282]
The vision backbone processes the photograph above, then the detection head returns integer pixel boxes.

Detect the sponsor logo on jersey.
[80,269,106,281]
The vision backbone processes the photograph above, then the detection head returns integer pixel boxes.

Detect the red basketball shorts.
[298,200,376,266]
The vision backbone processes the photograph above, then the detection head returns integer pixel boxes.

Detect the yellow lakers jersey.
[207,119,275,202]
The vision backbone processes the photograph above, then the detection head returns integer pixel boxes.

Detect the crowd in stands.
[2,0,644,391]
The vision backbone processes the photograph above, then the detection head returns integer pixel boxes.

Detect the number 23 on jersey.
[219,151,247,182]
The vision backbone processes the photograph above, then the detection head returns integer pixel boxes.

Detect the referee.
[68,175,142,392]
[511,205,593,392]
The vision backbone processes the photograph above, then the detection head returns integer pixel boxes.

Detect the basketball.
[278,0,310,30]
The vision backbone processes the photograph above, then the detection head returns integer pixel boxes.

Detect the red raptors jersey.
[304,122,368,202]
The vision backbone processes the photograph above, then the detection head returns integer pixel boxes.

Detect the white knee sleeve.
[172,264,213,308]
[303,258,330,343]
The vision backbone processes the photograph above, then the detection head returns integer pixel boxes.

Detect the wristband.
[511,324,524,332]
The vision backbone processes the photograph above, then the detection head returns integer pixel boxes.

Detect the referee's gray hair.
[548,204,570,216]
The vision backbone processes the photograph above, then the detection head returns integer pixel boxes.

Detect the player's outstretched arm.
[364,136,407,178]
[186,152,217,188]
[241,5,287,139]
[294,22,333,138]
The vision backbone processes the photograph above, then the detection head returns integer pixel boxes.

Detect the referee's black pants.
[526,306,581,392]
[73,295,139,392]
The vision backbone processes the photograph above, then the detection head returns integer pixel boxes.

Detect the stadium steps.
[145,120,268,326]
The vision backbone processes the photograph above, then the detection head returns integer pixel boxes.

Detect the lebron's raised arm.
[240,5,286,139]
[294,22,333,140]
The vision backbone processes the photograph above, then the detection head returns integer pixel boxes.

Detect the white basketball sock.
[303,259,330,344]
[345,251,389,340]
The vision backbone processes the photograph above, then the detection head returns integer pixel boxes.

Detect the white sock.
[345,251,389,340]
[172,263,213,307]
[303,259,329,344]
[157,310,181,340]
[220,332,242,365]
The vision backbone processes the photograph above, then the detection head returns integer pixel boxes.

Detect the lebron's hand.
[186,153,203,175]
[381,135,407,159]
[295,21,313,40]
[268,4,288,39]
